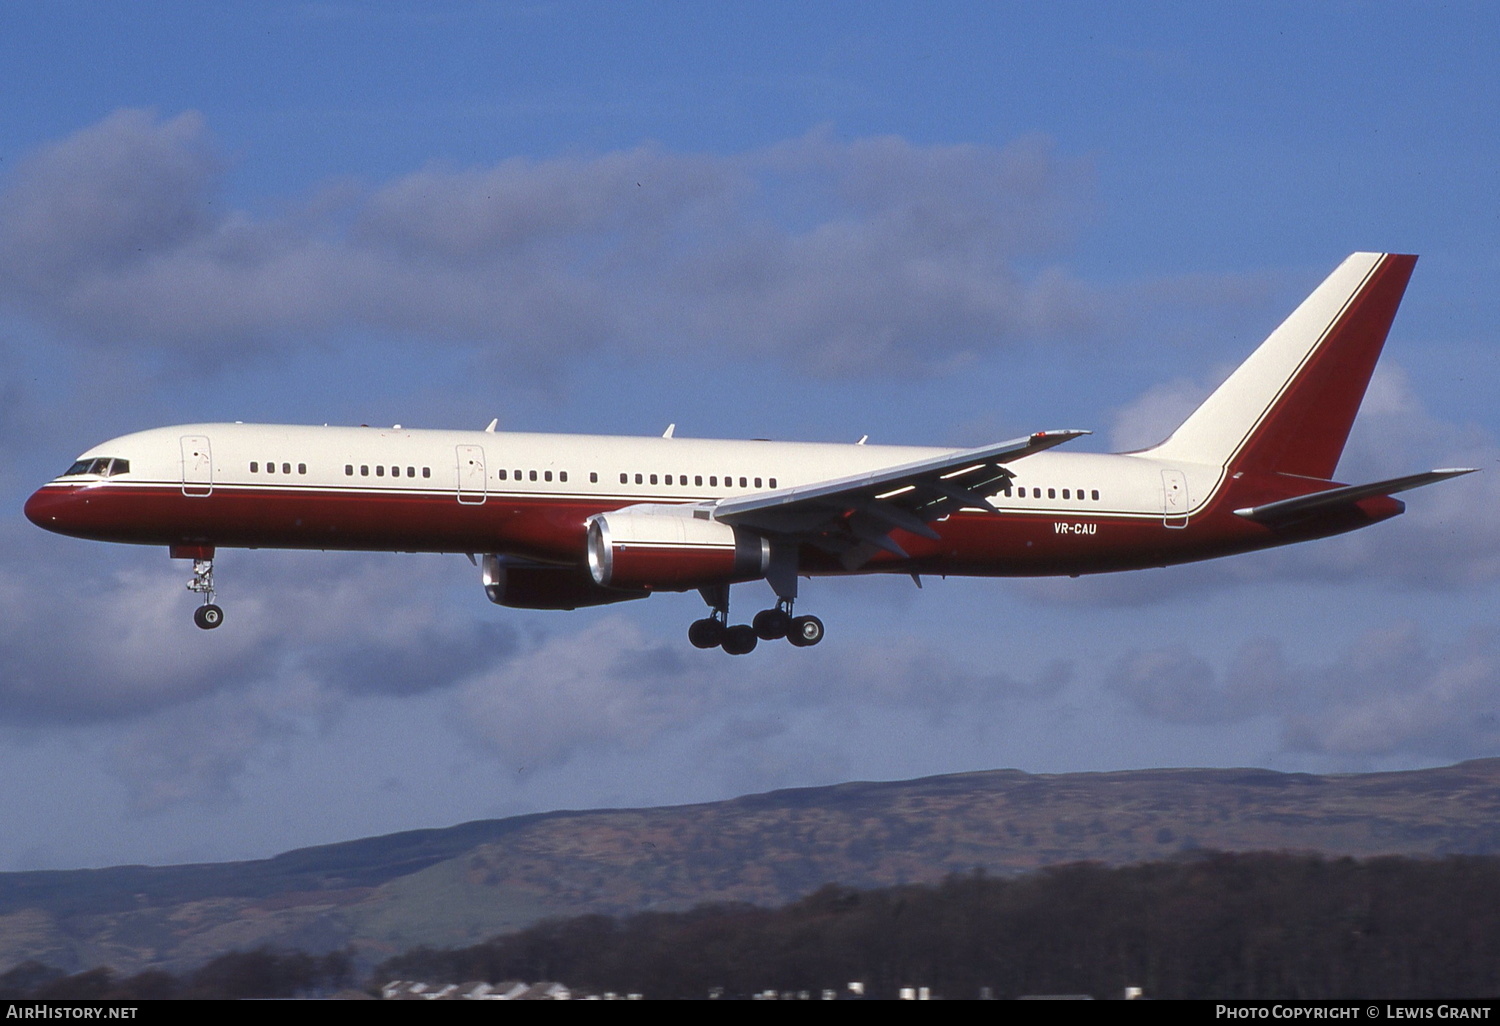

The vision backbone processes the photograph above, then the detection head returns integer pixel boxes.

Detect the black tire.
[788,614,824,647]
[752,608,791,640]
[688,617,724,649]
[721,624,758,655]
[194,604,224,630]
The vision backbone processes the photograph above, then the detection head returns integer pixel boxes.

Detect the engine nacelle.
[586,505,770,591]
[482,554,648,610]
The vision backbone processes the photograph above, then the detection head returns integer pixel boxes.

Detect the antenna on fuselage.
[663,424,676,438]
[485,419,498,432]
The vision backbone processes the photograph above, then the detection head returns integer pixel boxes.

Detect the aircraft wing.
[1233,468,1476,524]
[712,430,1089,566]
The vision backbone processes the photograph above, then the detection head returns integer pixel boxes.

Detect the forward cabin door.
[180,435,213,497]
[456,445,487,505]
[1161,469,1189,529]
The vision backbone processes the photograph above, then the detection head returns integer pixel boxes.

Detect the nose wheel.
[187,557,224,630]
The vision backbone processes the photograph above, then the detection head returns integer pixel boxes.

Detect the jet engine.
[586,505,770,591]
[482,554,647,610]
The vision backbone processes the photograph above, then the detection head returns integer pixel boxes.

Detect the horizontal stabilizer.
[1233,468,1476,523]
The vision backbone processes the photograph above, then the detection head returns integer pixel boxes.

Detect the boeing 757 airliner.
[25,253,1474,653]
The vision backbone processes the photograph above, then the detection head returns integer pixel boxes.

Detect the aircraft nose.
[24,485,76,533]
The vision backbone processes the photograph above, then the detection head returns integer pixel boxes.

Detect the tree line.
[8,852,1500,999]
[0,947,353,1000]
[377,852,1500,999]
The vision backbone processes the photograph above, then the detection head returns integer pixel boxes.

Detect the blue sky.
[0,1,1496,870]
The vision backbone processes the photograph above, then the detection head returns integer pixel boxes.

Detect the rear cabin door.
[180,435,213,497]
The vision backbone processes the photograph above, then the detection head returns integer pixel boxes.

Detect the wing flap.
[714,430,1089,564]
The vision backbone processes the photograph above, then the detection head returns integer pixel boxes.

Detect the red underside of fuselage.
[23,481,1404,582]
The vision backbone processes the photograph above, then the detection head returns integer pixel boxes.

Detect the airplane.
[25,252,1475,654]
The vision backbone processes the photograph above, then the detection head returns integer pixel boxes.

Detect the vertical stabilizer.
[1144,253,1416,478]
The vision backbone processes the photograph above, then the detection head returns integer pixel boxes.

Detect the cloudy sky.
[0,2,1496,871]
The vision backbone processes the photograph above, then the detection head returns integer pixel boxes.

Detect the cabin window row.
[1005,484,1101,501]
[497,469,568,483]
[250,462,307,475]
[617,473,777,489]
[344,465,433,478]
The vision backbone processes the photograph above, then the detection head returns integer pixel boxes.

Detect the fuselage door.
[181,435,213,497]
[1161,468,1189,528]
[456,444,487,505]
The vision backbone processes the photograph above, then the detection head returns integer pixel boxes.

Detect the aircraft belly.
[25,483,606,559]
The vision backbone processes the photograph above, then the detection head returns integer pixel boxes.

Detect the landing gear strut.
[753,597,823,648]
[186,556,223,630]
[689,577,824,655]
[690,584,757,654]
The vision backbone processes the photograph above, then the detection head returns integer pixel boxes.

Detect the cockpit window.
[62,457,129,477]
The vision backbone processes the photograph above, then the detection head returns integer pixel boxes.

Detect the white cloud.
[0,112,1102,377]
[451,613,1071,774]
[1105,622,1500,763]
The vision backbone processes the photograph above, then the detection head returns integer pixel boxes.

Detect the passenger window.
[1092,490,1100,501]
[544,471,552,482]
[620,473,628,484]
[284,464,292,475]
[423,467,431,478]
[754,477,762,488]
[739,477,747,488]
[1048,488,1055,499]
[1062,489,1070,499]
[361,466,369,476]
[635,473,642,485]
[250,462,259,473]
[650,474,658,485]
[345,465,353,476]
[710,476,717,487]
[376,466,384,477]
[498,469,508,481]
[769,478,777,488]
[695,475,703,487]
[529,470,537,482]
[299,464,307,475]
[559,471,567,483]
[406,467,414,477]
[590,472,598,483]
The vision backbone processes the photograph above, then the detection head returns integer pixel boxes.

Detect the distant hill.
[4,758,1500,975]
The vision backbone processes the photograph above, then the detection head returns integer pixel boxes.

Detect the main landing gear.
[181,551,223,630]
[688,584,824,655]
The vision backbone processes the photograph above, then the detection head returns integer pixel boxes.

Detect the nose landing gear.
[174,546,224,630]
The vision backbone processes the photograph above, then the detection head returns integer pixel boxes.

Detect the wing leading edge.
[712,430,1089,567]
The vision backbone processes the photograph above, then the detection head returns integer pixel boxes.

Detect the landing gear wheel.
[721,625,758,655]
[752,608,791,641]
[194,604,224,630]
[788,614,824,647]
[688,617,724,649]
